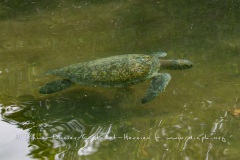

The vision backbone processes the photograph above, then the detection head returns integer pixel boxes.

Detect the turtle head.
[173,59,193,70]
[160,59,193,70]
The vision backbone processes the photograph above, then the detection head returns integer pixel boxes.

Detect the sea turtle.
[39,52,193,103]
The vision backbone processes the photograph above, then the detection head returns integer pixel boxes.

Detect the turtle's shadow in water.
[1,88,153,159]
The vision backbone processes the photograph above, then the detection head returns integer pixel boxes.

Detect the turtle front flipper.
[141,73,171,104]
[39,79,74,94]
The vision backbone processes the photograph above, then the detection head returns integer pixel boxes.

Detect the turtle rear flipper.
[39,79,74,94]
[141,73,171,104]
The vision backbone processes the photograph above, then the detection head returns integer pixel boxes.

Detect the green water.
[0,0,240,159]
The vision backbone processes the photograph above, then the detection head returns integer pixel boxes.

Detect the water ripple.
[78,124,113,156]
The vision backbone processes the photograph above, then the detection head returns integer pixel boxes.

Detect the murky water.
[0,0,240,159]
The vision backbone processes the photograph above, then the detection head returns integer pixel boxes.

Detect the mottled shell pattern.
[45,54,160,88]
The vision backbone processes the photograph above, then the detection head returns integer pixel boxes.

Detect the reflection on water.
[78,124,113,156]
[1,89,164,159]
[1,91,120,159]
[0,0,240,159]
[1,90,239,159]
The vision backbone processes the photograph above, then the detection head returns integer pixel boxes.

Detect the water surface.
[0,0,240,159]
